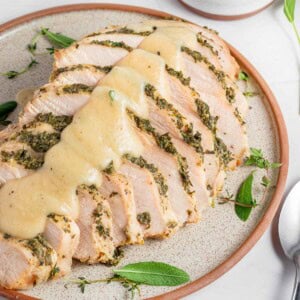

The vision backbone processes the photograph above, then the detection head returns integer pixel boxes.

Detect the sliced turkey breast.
[164,68,225,194]
[19,84,92,124]
[52,21,240,99]
[100,173,143,246]
[130,120,199,225]
[43,214,80,277]
[0,233,57,289]
[77,21,238,79]
[0,142,36,184]
[119,158,178,238]
[0,19,249,292]
[145,95,209,211]
[0,214,79,289]
[50,64,111,86]
[48,63,223,197]
[133,19,240,79]
[82,33,145,47]
[54,41,130,69]
[179,50,248,167]
[0,115,72,184]
[51,31,247,168]
[73,185,118,265]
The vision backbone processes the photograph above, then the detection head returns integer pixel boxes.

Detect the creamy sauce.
[0,86,145,238]
[0,21,203,239]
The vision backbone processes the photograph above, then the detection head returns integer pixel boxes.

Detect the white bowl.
[179,0,274,20]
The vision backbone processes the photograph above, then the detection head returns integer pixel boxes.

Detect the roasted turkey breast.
[0,19,248,290]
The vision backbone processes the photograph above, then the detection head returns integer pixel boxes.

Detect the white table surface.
[0,0,299,299]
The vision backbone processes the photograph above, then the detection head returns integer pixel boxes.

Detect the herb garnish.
[0,101,17,125]
[218,174,257,222]
[27,32,41,55]
[67,261,189,298]
[27,28,75,56]
[103,161,115,174]
[41,28,75,48]
[1,149,44,170]
[46,47,55,55]
[0,58,38,79]
[219,148,281,221]
[235,172,257,221]
[238,71,258,98]
[243,91,258,97]
[49,265,60,279]
[91,40,133,52]
[284,0,300,43]
[244,148,282,170]
[261,175,271,188]
[283,0,300,113]
[137,212,151,228]
[238,71,249,82]
[108,90,116,104]
[3,29,73,80]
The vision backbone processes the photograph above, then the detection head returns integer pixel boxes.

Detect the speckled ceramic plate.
[0,4,288,300]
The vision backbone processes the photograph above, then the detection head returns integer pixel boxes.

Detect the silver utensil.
[279,181,300,300]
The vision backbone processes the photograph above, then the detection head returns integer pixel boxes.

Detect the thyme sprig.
[218,190,258,208]
[0,58,38,79]
[27,32,41,55]
[67,275,141,298]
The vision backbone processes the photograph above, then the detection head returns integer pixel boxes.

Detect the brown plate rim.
[177,0,275,21]
[0,3,289,300]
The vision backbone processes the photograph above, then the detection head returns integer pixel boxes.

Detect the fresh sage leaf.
[113,261,190,286]
[284,0,300,44]
[41,28,75,48]
[284,0,300,113]
[67,261,189,297]
[284,0,296,22]
[0,113,8,121]
[235,173,255,221]
[0,101,17,118]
